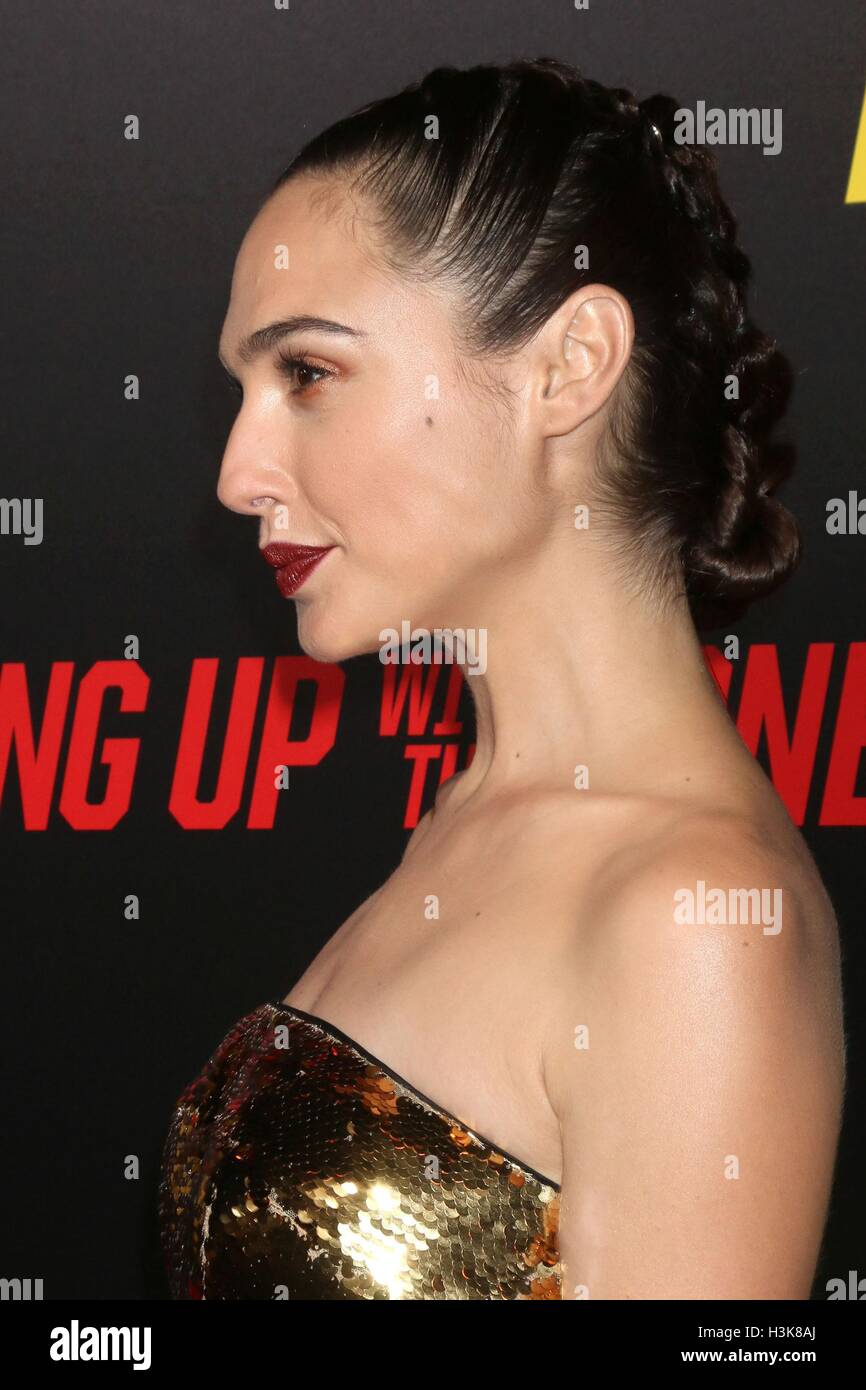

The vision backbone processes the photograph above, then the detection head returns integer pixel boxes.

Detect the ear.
[536,284,634,439]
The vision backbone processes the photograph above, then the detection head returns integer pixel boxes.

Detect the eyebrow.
[218,316,367,376]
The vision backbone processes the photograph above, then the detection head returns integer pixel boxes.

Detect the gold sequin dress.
[159,1001,561,1299]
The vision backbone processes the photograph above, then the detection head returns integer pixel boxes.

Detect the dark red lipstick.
[261,542,335,598]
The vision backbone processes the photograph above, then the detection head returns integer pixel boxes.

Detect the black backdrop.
[1,0,864,1301]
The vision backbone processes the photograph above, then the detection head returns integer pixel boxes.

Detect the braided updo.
[273,56,800,630]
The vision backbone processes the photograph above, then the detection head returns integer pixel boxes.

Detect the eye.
[219,362,243,400]
[275,348,334,396]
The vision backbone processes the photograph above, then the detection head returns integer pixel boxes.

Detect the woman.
[159,57,846,1300]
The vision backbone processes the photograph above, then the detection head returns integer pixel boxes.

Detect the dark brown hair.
[272,56,800,631]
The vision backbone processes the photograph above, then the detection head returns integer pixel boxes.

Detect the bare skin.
[217,174,846,1299]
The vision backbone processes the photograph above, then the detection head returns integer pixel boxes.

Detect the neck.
[433,542,749,813]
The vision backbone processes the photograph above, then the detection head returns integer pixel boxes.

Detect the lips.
[261,542,335,598]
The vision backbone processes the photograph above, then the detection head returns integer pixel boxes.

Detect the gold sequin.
[159,1002,561,1300]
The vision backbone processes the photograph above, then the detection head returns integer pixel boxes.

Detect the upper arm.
[545,840,844,1300]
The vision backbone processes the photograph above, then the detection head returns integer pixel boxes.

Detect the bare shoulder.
[578,802,842,977]
[549,803,845,1070]
[541,805,847,1298]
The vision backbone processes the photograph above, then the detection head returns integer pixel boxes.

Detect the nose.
[216,426,297,518]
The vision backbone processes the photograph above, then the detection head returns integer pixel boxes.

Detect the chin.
[294,606,378,665]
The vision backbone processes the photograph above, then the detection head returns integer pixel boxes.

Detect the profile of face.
[216,176,628,663]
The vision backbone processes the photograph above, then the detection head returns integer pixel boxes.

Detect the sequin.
[158,1002,561,1299]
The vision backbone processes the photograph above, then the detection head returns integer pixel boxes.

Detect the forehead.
[220,175,436,353]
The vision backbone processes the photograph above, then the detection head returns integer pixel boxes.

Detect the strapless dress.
[158,1000,562,1299]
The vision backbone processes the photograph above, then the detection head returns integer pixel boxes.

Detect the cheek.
[300,368,519,580]
[307,396,483,537]
[381,426,499,577]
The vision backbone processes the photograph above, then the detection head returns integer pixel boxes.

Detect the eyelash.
[275,348,334,396]
[225,350,334,401]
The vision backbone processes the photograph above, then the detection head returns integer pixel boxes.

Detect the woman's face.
[217,175,549,663]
